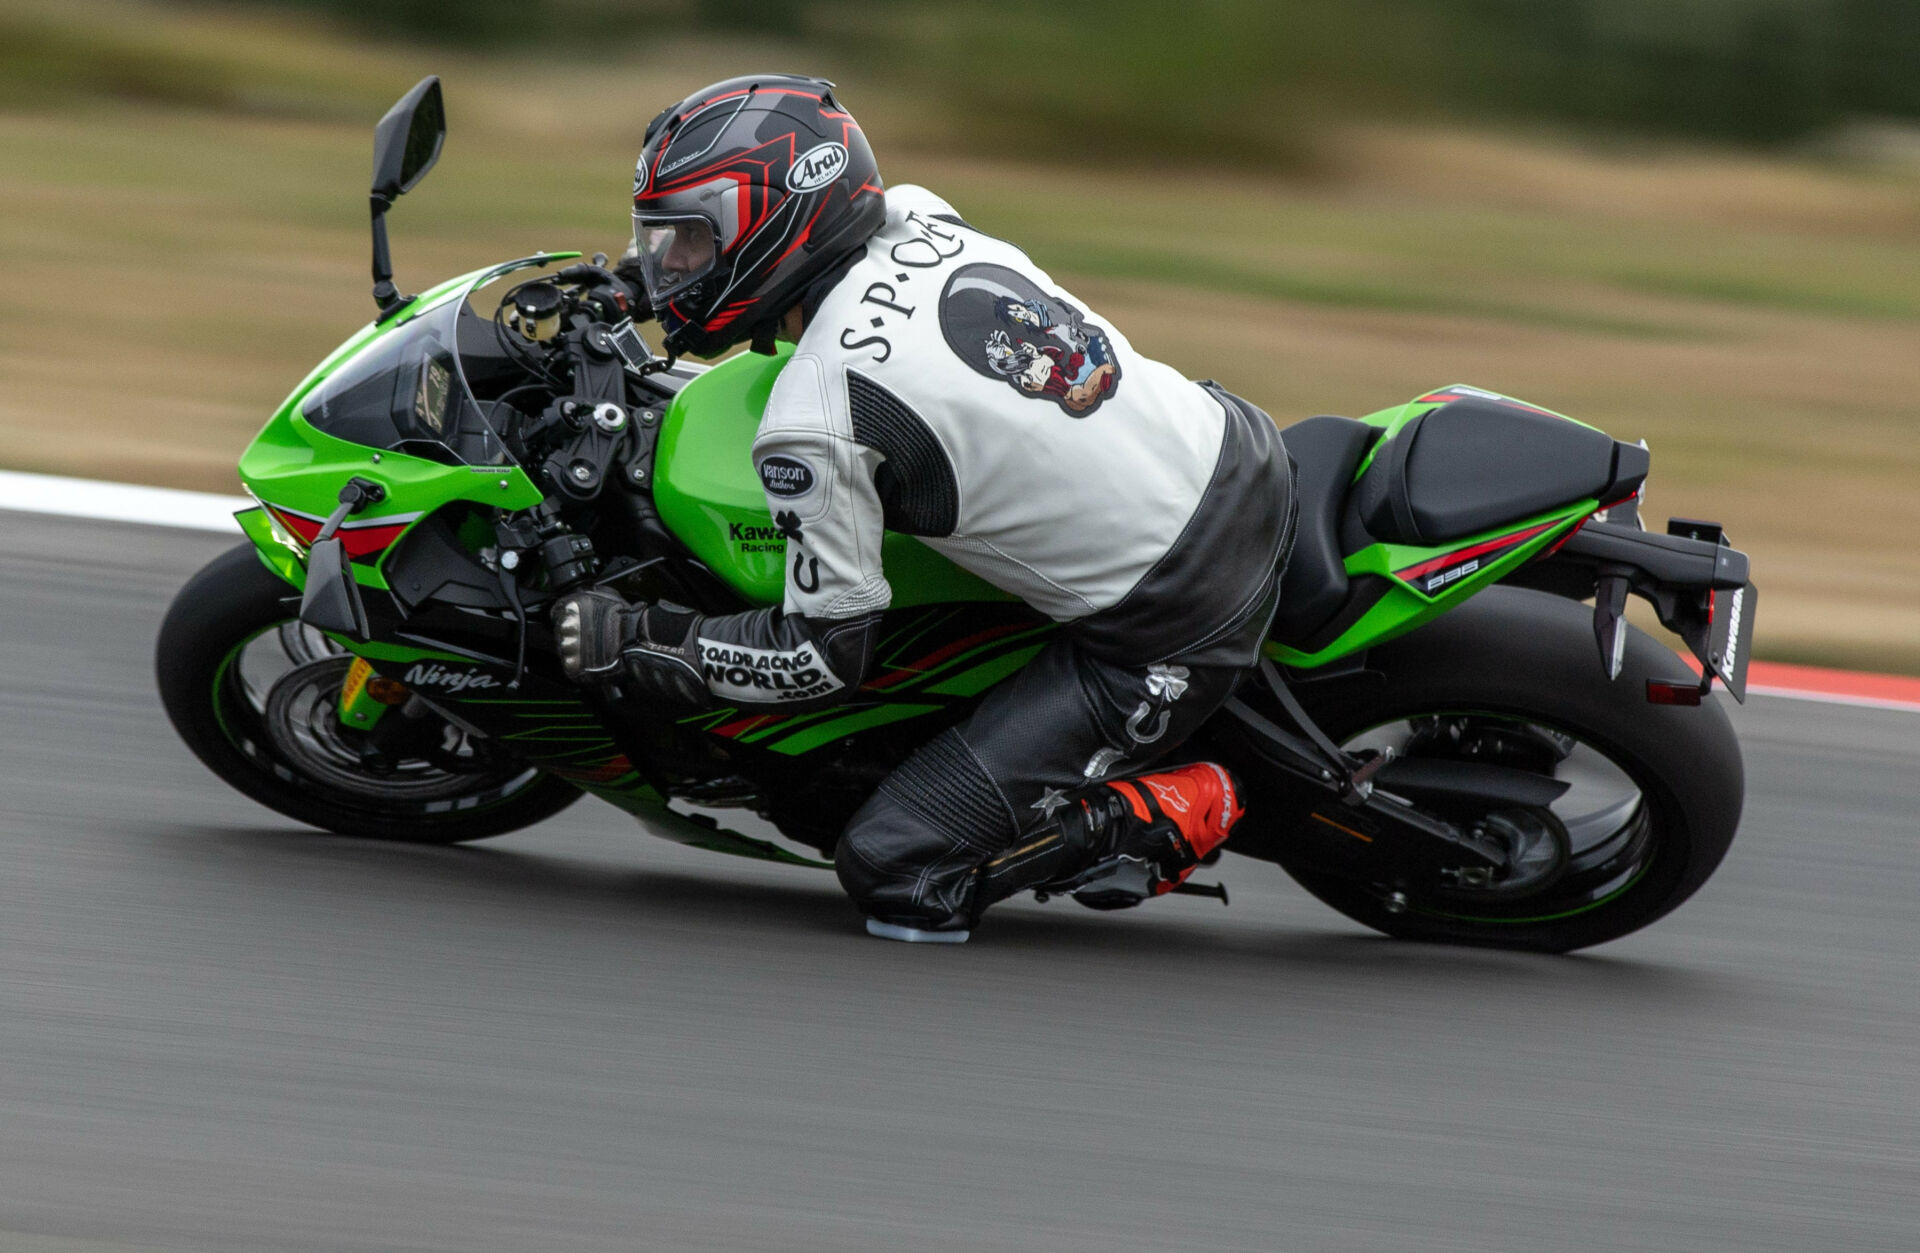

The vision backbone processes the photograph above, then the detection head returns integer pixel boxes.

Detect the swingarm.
[1221,659,1568,887]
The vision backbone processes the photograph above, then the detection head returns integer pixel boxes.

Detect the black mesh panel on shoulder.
[846,370,959,537]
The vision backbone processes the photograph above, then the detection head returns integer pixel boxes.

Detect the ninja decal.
[939,263,1120,416]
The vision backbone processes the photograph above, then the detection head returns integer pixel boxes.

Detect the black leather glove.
[552,590,711,709]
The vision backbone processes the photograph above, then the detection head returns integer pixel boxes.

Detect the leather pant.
[833,612,1266,933]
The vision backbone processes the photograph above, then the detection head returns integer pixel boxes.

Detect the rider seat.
[1268,397,1651,651]
[1269,416,1380,646]
[1351,395,1641,546]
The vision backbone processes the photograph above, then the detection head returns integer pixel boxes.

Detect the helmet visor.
[630,213,717,306]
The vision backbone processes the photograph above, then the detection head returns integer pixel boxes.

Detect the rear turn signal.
[1645,679,1703,706]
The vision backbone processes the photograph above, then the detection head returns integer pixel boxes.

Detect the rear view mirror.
[368,76,445,315]
[372,76,445,202]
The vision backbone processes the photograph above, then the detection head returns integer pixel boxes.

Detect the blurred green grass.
[2,0,1918,670]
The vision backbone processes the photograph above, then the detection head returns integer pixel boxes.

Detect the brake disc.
[262,657,504,803]
[1437,806,1572,902]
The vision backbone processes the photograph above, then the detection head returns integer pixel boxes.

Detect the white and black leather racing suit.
[673,185,1297,931]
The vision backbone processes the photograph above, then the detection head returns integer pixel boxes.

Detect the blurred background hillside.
[2,0,1916,669]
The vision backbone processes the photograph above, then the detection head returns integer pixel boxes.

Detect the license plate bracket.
[1706,580,1755,701]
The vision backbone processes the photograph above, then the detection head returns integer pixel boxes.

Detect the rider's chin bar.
[1518,518,1754,702]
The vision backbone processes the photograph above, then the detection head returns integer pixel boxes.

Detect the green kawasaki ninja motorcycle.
[157,78,1756,951]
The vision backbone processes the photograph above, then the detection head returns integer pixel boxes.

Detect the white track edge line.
[0,469,246,533]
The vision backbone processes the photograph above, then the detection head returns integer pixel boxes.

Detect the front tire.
[156,544,581,843]
[1224,588,1744,952]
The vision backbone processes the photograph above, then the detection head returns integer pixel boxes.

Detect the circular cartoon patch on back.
[938,263,1121,417]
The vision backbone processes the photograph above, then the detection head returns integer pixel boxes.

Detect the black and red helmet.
[630,74,885,358]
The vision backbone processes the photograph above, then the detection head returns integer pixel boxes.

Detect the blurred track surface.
[1,510,1915,1252]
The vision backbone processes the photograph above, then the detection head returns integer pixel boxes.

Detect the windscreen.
[299,291,514,467]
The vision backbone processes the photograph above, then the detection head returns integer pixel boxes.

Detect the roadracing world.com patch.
[696,637,845,703]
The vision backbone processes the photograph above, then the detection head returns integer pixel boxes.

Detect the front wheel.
[1220,588,1744,952]
[156,544,582,843]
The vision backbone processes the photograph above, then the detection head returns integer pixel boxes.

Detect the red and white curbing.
[1742,661,1920,715]
[4,468,1916,714]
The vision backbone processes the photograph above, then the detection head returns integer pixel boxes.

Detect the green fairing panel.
[242,418,542,591]
[236,256,565,590]
[653,347,1015,608]
[1268,504,1588,667]
[237,507,303,587]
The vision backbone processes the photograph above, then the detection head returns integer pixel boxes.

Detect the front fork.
[336,656,389,729]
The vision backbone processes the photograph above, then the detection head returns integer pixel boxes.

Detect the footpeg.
[1168,880,1230,905]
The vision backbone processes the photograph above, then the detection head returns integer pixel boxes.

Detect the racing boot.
[973,762,1245,916]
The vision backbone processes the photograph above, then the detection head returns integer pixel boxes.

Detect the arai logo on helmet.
[788,142,848,193]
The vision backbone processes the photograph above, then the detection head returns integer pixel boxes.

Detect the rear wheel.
[156,544,581,843]
[1225,588,1743,952]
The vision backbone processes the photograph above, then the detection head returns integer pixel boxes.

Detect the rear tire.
[156,544,581,843]
[1227,588,1743,952]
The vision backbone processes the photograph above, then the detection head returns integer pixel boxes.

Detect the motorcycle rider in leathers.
[556,76,1297,942]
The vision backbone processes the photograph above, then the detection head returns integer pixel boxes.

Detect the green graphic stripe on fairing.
[925,643,1048,697]
[738,708,841,745]
[872,607,964,667]
[499,731,618,743]
[901,625,1055,689]
[769,703,943,757]
[331,637,473,666]
[857,622,1056,701]
[728,624,1052,746]
[500,737,619,748]
[528,742,618,757]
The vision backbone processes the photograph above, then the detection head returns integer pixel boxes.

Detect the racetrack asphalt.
[1,508,1915,1253]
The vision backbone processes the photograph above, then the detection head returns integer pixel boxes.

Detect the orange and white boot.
[973,762,1246,915]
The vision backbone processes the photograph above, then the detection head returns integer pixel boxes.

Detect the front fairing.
[237,254,575,591]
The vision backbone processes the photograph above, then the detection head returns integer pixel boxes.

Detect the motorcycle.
[157,77,1756,951]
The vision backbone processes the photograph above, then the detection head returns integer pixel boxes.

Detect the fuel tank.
[651,345,1011,608]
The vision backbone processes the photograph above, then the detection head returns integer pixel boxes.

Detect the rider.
[557,75,1297,942]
